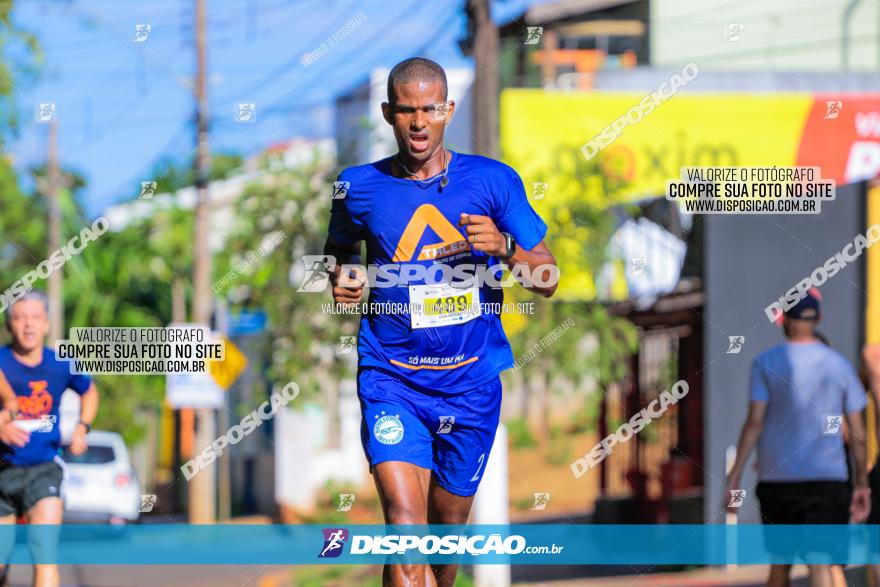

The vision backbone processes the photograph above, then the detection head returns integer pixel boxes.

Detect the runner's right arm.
[0,369,16,425]
[325,174,366,307]
[725,399,766,512]
[324,237,365,307]
[0,369,27,448]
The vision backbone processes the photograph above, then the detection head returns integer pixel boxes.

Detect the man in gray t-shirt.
[751,337,866,482]
[725,289,870,586]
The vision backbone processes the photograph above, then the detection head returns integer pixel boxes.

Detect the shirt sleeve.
[327,175,364,247]
[494,167,548,252]
[68,372,92,395]
[750,358,770,402]
[843,362,868,414]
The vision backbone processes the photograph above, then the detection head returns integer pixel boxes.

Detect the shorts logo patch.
[373,413,404,445]
[437,416,455,434]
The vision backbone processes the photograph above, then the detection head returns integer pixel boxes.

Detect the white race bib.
[13,419,45,432]
[409,282,481,329]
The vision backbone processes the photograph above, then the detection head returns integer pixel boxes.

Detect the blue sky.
[9,0,548,216]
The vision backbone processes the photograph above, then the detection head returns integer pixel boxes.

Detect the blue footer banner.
[3,524,879,565]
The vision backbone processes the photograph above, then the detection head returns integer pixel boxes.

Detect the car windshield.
[61,445,116,465]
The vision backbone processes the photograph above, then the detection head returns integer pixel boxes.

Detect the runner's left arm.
[70,381,98,456]
[78,383,98,430]
[500,238,557,298]
[459,213,557,298]
[461,165,557,297]
[845,357,871,521]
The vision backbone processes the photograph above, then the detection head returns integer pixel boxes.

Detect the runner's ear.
[444,100,455,125]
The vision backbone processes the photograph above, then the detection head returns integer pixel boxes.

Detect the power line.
[219,0,361,102]
[256,0,445,118]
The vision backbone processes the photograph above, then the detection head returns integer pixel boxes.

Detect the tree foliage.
[502,145,640,433]
[218,151,357,406]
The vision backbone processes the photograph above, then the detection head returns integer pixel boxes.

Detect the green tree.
[143,153,244,197]
[218,150,355,445]
[502,146,639,439]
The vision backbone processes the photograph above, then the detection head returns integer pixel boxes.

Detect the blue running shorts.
[357,367,502,497]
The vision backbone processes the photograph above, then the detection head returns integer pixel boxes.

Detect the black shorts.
[0,460,64,517]
[868,456,880,524]
[756,480,851,562]
[756,480,851,525]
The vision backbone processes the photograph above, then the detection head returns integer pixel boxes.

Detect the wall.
[703,184,866,523]
[651,0,879,71]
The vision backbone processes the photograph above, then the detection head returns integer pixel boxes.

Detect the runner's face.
[7,300,48,352]
[383,80,452,162]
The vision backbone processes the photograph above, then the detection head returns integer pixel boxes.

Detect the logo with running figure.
[297,255,335,293]
[525,27,543,45]
[532,492,551,510]
[728,489,746,508]
[38,415,57,433]
[337,494,356,512]
[437,416,455,434]
[373,412,404,445]
[140,494,157,513]
[823,414,843,435]
[824,101,843,120]
[727,336,745,354]
[332,181,349,200]
[318,528,349,558]
[337,336,356,354]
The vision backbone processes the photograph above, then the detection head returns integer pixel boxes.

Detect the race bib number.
[409,283,481,329]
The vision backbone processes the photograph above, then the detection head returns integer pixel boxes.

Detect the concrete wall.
[703,185,866,523]
[650,0,880,71]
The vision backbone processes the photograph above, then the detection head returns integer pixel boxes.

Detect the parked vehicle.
[60,431,141,524]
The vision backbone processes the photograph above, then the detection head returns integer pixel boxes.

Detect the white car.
[60,431,141,524]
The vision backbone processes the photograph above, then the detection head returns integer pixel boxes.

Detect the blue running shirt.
[329,152,547,393]
[0,347,92,466]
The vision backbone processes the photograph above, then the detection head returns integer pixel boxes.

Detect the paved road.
[7,564,291,587]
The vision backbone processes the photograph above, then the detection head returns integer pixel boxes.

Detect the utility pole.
[189,0,217,524]
[466,0,499,157]
[46,120,63,343]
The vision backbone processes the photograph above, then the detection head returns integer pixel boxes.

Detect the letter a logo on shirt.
[393,204,467,262]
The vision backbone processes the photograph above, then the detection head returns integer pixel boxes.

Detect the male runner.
[726,291,869,587]
[0,291,98,587]
[324,57,557,587]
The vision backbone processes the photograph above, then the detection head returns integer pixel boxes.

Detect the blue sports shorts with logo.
[357,366,502,497]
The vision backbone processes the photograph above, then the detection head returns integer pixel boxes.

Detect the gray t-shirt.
[750,341,867,482]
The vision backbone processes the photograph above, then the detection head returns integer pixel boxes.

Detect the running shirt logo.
[392,204,467,262]
[318,528,349,558]
[17,380,52,419]
[373,413,404,445]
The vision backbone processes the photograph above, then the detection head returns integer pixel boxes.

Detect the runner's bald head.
[387,58,448,103]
